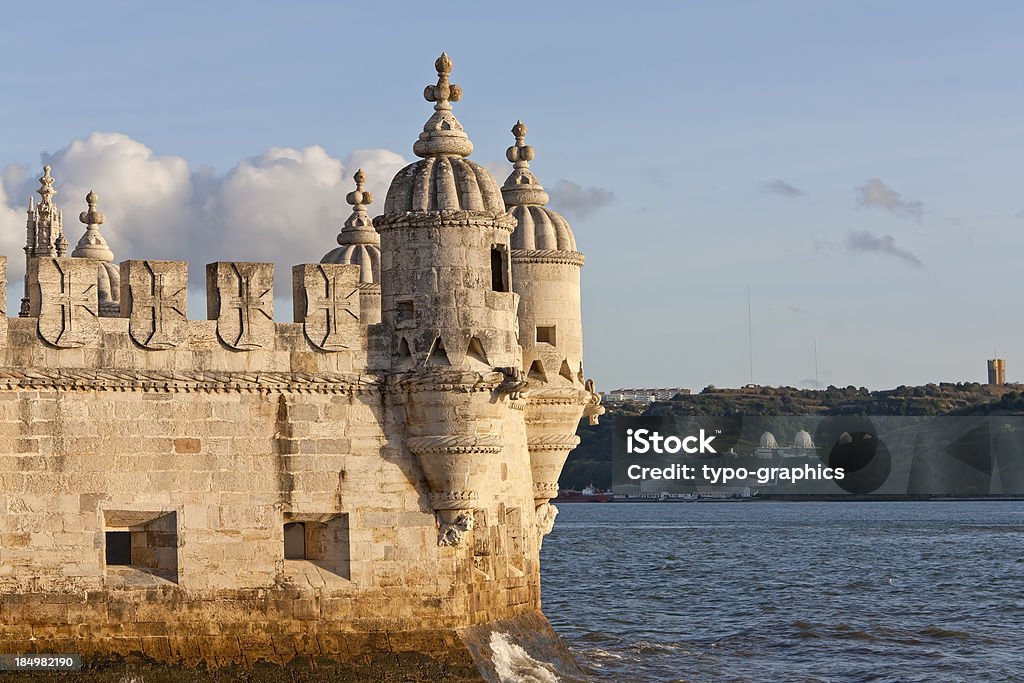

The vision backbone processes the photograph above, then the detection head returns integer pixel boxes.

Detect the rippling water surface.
[540,501,1024,682]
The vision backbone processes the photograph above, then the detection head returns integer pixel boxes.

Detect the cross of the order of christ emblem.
[36,258,99,348]
[123,260,187,349]
[295,263,360,351]
[209,262,274,350]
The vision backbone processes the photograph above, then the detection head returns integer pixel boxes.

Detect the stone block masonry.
[0,53,602,681]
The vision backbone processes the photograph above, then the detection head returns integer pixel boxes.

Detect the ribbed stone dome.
[322,243,380,284]
[509,204,576,251]
[384,156,505,214]
[501,121,578,253]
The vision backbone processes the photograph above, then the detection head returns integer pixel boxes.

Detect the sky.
[1,1,1023,391]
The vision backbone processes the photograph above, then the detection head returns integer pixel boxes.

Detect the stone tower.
[376,52,525,542]
[502,121,603,514]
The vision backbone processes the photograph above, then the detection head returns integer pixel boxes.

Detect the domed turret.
[760,431,779,449]
[376,52,518,371]
[503,121,585,387]
[72,190,120,317]
[503,121,601,511]
[376,53,521,539]
[322,169,382,323]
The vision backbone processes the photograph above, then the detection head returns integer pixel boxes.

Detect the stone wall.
[0,256,551,673]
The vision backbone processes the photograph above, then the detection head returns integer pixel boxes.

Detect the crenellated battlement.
[6,256,385,377]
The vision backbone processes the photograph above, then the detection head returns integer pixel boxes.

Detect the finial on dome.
[322,169,380,283]
[72,190,114,262]
[80,190,105,227]
[337,169,379,247]
[506,120,535,169]
[501,120,548,207]
[423,52,462,110]
[413,52,473,158]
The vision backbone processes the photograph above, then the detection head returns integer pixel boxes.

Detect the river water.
[540,501,1024,682]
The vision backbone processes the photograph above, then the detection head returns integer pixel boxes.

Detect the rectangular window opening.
[536,325,556,345]
[282,513,351,580]
[491,246,510,292]
[103,510,179,584]
[397,299,415,325]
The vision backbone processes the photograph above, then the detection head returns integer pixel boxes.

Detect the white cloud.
[0,133,409,313]
[546,179,615,219]
[855,178,923,222]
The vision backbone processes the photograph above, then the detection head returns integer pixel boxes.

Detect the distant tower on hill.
[987,358,1006,385]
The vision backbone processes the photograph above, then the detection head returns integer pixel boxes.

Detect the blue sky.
[1,1,1022,390]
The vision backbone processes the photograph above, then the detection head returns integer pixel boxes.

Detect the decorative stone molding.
[389,368,506,394]
[207,262,274,350]
[526,433,582,451]
[121,260,187,350]
[406,435,503,455]
[0,368,381,395]
[374,211,515,232]
[509,249,585,267]
[35,257,99,348]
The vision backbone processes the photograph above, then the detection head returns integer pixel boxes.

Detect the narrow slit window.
[491,246,509,292]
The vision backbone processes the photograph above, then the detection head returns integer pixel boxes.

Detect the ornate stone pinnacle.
[501,120,548,207]
[37,165,56,205]
[72,190,114,262]
[414,52,473,158]
[337,169,379,247]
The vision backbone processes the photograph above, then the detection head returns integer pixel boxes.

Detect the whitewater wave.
[490,631,560,683]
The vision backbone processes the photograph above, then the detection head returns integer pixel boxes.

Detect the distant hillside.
[561,382,1024,490]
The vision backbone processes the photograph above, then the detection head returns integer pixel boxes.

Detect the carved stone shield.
[293,263,360,351]
[121,260,187,349]
[36,257,99,348]
[207,262,274,350]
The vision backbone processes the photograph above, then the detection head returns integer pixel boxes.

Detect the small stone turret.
[377,53,524,543]
[72,190,120,317]
[503,121,603,513]
[20,165,68,316]
[321,169,381,324]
